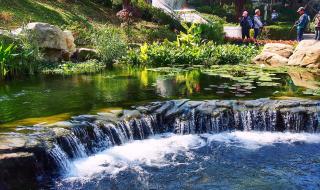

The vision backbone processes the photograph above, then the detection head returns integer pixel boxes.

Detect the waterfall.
[8,99,318,186]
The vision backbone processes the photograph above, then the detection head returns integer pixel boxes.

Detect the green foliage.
[62,19,95,46]
[124,40,259,67]
[210,44,259,65]
[0,32,43,79]
[0,43,15,78]
[195,4,236,22]
[139,24,176,42]
[92,25,128,66]
[177,23,202,46]
[199,23,224,43]
[262,23,296,40]
[40,60,105,75]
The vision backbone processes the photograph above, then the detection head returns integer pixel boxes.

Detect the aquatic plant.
[40,60,105,75]
[0,43,15,78]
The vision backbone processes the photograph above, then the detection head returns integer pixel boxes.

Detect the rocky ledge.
[253,40,320,68]
[1,99,320,189]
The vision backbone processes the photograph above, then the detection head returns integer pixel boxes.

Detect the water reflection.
[0,68,319,126]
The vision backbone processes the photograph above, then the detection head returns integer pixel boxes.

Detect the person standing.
[295,7,309,42]
[240,11,253,39]
[314,11,320,40]
[253,9,264,39]
[271,10,279,22]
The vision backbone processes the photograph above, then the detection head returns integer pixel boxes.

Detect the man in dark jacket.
[240,11,253,39]
[295,7,309,42]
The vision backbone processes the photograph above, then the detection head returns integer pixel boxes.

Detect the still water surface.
[0,68,317,127]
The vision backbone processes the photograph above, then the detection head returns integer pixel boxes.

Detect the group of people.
[240,7,320,42]
[239,9,264,40]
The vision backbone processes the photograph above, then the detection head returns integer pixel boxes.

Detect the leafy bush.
[124,41,259,67]
[262,23,296,40]
[195,4,236,22]
[92,25,128,66]
[211,44,259,65]
[139,24,177,42]
[200,23,224,43]
[0,43,15,78]
[0,32,43,79]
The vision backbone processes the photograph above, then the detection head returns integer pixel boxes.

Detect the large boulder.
[262,43,294,58]
[252,43,294,66]
[13,22,76,61]
[252,52,289,66]
[288,40,320,68]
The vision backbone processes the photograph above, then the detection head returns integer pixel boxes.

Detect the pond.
[0,66,319,129]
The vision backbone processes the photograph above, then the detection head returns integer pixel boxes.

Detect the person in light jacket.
[253,9,264,39]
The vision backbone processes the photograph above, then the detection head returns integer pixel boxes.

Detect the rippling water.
[56,132,320,190]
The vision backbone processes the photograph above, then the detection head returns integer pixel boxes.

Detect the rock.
[72,48,98,62]
[263,43,294,58]
[252,52,288,66]
[288,40,320,67]
[0,152,39,190]
[13,22,76,61]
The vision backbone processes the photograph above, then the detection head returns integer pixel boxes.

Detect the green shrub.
[200,23,224,43]
[124,41,259,67]
[0,32,43,79]
[0,43,15,78]
[262,23,296,40]
[139,24,176,42]
[211,44,259,65]
[92,25,128,66]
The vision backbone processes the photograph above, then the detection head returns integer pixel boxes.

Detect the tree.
[123,0,131,8]
[235,0,246,19]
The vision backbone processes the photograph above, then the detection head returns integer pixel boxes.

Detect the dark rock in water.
[0,152,39,190]
[1,99,320,189]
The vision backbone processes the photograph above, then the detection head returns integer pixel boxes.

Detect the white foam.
[203,131,320,150]
[66,132,320,178]
[68,133,205,177]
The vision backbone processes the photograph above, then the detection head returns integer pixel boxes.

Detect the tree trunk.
[235,0,245,19]
[123,0,131,9]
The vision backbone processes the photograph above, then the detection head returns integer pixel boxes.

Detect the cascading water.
[1,99,320,189]
[46,99,320,175]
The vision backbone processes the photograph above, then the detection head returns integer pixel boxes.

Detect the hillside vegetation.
[0,0,120,28]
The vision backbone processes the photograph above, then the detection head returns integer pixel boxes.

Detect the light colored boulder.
[263,43,294,58]
[288,40,320,67]
[252,52,288,66]
[14,22,76,54]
